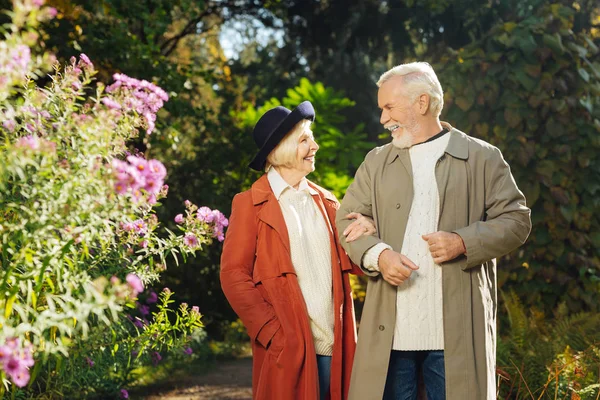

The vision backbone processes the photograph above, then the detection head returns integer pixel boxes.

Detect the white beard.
[391,121,420,149]
[392,133,415,149]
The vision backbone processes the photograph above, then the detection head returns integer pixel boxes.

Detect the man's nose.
[380,109,390,125]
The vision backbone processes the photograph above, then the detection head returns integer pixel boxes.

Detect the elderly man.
[336,62,531,400]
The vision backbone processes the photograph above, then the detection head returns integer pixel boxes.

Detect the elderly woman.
[220,101,374,400]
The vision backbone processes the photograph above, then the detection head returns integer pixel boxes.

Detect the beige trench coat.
[336,123,531,400]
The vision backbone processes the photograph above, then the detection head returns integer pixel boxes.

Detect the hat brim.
[248,101,315,171]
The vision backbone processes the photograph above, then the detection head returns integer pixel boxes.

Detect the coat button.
[395,203,401,209]
[379,325,385,331]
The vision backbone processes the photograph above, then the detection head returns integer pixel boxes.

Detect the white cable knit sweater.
[267,168,334,356]
[364,132,450,351]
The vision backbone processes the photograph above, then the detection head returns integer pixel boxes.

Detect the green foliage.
[232,78,373,198]
[439,3,600,313]
[497,291,600,399]
[0,2,223,397]
[29,290,203,399]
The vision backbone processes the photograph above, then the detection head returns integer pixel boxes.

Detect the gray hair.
[377,62,444,118]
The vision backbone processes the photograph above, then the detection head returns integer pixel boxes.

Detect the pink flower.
[79,53,92,67]
[0,345,11,364]
[213,225,225,242]
[46,7,58,19]
[126,273,144,296]
[121,221,134,232]
[197,207,214,223]
[183,234,198,248]
[3,120,16,132]
[9,365,30,388]
[147,194,157,205]
[15,135,40,150]
[184,200,192,208]
[174,214,184,224]
[143,177,162,195]
[120,389,129,399]
[191,306,200,314]
[127,155,148,174]
[132,219,147,235]
[184,347,193,355]
[102,97,122,110]
[5,338,20,349]
[11,45,31,69]
[86,357,94,367]
[139,240,148,248]
[147,160,166,179]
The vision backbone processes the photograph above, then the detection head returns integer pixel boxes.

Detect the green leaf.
[578,68,590,82]
[543,33,565,55]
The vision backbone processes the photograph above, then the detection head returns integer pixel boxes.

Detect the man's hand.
[422,231,466,264]
[378,249,419,286]
[343,212,377,242]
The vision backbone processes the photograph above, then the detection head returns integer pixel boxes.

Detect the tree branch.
[159,10,211,57]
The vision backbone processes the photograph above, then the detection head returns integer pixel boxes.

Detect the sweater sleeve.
[220,193,280,348]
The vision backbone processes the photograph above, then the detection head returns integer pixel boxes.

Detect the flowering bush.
[0,0,226,397]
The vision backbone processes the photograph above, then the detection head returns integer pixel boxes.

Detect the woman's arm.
[220,192,280,348]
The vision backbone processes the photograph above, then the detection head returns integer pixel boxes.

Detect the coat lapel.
[251,175,291,253]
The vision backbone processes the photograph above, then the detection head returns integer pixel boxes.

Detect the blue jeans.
[317,355,332,400]
[383,350,446,400]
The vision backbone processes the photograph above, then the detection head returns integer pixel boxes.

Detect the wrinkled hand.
[378,249,419,286]
[343,212,377,242]
[422,231,466,264]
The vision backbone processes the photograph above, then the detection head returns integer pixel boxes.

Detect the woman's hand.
[343,212,376,242]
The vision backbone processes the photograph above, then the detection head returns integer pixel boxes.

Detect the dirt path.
[142,357,253,400]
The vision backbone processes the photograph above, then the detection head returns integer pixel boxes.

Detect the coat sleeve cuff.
[255,317,280,348]
[453,227,483,269]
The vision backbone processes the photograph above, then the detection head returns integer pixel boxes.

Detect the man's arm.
[336,159,385,276]
[453,147,532,269]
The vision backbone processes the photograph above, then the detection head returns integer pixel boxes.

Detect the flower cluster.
[196,207,229,242]
[112,155,167,202]
[0,0,56,97]
[175,204,229,243]
[105,74,169,134]
[14,134,56,153]
[0,339,34,388]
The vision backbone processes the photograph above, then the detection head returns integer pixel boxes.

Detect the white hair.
[377,62,444,118]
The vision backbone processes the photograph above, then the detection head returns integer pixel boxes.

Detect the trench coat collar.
[251,174,291,252]
[386,121,469,165]
[250,174,337,255]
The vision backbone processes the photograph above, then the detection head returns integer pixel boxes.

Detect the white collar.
[267,167,317,200]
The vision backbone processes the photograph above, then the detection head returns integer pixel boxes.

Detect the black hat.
[249,101,315,171]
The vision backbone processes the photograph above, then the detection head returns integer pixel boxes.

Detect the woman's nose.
[311,138,319,151]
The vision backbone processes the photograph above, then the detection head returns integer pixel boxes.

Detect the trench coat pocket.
[268,325,285,354]
[255,274,295,304]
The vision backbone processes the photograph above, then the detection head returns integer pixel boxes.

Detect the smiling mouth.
[386,124,399,133]
[304,155,315,162]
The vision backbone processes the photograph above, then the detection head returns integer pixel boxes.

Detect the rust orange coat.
[220,175,360,399]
